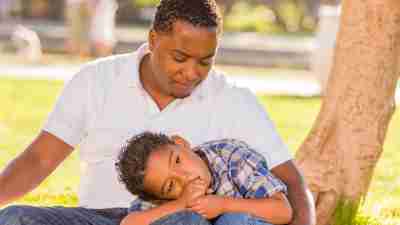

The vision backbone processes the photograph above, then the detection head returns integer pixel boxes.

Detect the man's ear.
[148,29,157,52]
[170,135,190,149]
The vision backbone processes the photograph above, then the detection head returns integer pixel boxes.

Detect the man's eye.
[175,156,180,164]
[174,56,186,63]
[200,60,211,67]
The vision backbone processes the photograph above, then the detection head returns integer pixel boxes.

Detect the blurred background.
[0,1,399,224]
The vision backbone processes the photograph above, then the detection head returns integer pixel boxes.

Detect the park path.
[0,64,399,103]
[0,64,321,96]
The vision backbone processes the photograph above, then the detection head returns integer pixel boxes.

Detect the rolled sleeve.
[244,173,288,198]
[42,65,94,147]
[239,161,288,198]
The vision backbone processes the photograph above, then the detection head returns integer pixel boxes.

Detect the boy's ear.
[170,135,190,149]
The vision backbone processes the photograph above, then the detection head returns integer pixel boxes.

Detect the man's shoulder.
[70,52,137,87]
[207,70,257,103]
[85,52,135,75]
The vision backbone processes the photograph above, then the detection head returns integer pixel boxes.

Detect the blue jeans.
[0,206,273,225]
[213,213,274,225]
[152,211,274,225]
[151,211,210,225]
[0,206,210,225]
[0,206,127,225]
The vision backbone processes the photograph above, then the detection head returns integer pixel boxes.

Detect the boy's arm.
[221,192,292,224]
[121,200,185,225]
[122,177,208,225]
[188,192,292,225]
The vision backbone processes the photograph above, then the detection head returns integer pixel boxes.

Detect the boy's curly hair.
[115,132,174,201]
[152,0,222,34]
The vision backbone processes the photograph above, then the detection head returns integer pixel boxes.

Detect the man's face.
[148,20,218,98]
[143,138,212,200]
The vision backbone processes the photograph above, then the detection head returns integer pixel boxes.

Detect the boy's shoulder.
[197,139,267,165]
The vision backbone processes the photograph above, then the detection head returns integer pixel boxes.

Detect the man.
[0,0,315,225]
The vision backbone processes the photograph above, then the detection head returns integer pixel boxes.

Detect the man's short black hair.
[152,0,222,34]
[115,132,174,201]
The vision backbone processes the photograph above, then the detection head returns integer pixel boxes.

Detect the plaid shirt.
[129,139,287,212]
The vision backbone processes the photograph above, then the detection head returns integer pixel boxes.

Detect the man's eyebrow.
[172,49,215,60]
[160,149,174,195]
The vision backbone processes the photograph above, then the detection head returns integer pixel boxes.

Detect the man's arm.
[0,131,73,206]
[271,160,316,225]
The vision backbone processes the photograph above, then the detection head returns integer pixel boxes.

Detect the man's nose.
[183,63,200,82]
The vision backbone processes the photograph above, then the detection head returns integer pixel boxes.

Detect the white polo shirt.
[43,44,292,209]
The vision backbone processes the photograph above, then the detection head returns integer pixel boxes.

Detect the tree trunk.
[295,1,400,225]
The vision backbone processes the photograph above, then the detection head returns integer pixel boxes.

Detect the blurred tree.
[296,1,400,225]
[133,0,159,7]
[218,0,319,32]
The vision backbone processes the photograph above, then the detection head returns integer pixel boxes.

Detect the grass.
[0,77,399,224]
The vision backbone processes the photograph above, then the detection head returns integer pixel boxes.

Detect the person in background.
[90,0,118,57]
[65,0,94,57]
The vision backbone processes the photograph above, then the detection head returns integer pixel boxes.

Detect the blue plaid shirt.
[129,139,287,212]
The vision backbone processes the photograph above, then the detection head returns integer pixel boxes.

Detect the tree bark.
[295,1,400,225]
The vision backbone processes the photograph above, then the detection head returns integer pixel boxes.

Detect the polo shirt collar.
[123,43,213,101]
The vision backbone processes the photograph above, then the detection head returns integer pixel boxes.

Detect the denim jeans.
[213,213,274,225]
[152,211,274,225]
[0,205,127,225]
[0,206,273,225]
[151,211,211,225]
[0,206,211,225]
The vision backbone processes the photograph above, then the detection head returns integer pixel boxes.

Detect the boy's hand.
[177,176,207,207]
[187,195,225,219]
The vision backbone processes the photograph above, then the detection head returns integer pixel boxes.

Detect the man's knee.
[215,213,273,225]
[214,213,251,225]
[0,205,48,225]
[151,211,210,225]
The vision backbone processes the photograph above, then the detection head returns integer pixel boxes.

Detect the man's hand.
[272,160,316,225]
[177,176,208,207]
[187,195,224,219]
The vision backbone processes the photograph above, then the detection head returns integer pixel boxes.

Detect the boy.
[115,132,293,225]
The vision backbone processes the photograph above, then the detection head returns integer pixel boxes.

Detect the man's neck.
[139,54,176,111]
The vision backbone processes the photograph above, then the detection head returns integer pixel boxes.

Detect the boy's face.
[143,136,212,200]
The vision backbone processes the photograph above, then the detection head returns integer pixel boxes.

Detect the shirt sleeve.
[128,198,155,212]
[41,64,94,147]
[226,88,293,168]
[233,158,288,198]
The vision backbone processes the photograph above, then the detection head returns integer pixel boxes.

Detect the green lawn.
[0,77,398,224]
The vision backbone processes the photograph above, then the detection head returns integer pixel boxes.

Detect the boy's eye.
[167,180,174,194]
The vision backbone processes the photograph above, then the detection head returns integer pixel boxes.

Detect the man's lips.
[173,81,196,90]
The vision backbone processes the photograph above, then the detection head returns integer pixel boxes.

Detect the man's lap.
[0,205,127,225]
[213,212,274,225]
[0,206,274,225]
